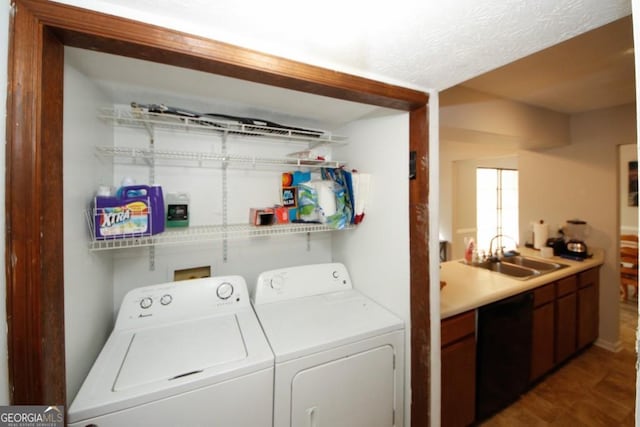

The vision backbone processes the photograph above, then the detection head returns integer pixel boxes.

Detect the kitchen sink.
[471,260,539,280]
[464,255,568,280]
[501,255,568,272]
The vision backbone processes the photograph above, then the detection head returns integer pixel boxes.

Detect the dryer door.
[290,345,395,427]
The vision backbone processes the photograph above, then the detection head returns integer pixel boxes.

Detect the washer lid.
[114,314,247,391]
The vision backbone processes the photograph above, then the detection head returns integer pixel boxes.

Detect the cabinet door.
[441,335,476,427]
[577,268,599,349]
[531,301,554,382]
[555,292,577,364]
[577,283,599,349]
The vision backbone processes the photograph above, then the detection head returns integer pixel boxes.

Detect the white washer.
[68,276,273,427]
[252,263,405,427]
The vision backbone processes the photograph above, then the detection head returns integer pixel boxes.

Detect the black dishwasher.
[476,291,533,421]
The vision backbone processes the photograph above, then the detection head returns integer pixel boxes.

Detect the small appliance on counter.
[546,237,567,256]
[547,219,591,260]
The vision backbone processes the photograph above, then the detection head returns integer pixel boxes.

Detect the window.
[476,168,519,253]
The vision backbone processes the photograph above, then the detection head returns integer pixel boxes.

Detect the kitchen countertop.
[440,247,605,319]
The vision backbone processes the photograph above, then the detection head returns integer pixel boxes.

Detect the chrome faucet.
[488,234,516,261]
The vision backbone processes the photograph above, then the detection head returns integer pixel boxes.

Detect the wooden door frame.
[6,0,431,424]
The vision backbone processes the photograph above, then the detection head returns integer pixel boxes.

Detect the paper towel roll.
[533,222,548,249]
[314,181,336,218]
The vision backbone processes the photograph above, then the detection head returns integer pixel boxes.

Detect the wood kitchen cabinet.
[531,268,600,382]
[531,283,555,382]
[440,266,601,424]
[441,310,476,427]
[555,275,578,364]
[577,267,599,349]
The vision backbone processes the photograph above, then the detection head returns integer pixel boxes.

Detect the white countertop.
[440,247,605,319]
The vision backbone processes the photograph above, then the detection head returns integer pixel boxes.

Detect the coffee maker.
[561,219,590,259]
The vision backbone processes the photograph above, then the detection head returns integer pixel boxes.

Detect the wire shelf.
[98,108,347,145]
[95,146,346,169]
[92,107,354,256]
[87,218,355,251]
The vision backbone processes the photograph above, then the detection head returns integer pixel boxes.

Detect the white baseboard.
[620,226,639,235]
[594,338,623,352]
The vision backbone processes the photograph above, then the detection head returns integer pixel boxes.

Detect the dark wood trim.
[39,27,66,406]
[409,104,430,426]
[6,2,66,405]
[7,1,430,423]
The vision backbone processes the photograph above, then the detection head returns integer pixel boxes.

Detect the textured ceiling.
[52,0,632,92]
[460,15,635,113]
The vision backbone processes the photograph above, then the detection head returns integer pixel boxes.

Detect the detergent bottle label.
[98,201,149,237]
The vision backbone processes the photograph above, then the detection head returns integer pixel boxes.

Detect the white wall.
[619,143,638,234]
[333,112,410,317]
[333,111,411,425]
[0,0,9,405]
[520,103,637,351]
[440,86,571,150]
[63,60,116,401]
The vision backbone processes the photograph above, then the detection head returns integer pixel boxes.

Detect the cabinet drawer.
[556,275,577,297]
[578,267,599,289]
[441,311,475,347]
[533,284,555,307]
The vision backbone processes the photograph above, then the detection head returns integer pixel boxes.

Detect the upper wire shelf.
[98,108,348,146]
[95,146,346,170]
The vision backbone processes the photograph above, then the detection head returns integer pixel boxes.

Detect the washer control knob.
[217,282,234,300]
[332,270,340,279]
[160,294,173,306]
[270,276,284,290]
[140,297,153,309]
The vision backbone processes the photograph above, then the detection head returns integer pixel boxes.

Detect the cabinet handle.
[307,406,319,427]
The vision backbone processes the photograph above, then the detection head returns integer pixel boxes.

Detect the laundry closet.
[62,46,412,420]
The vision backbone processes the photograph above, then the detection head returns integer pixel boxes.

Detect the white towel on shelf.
[352,173,371,224]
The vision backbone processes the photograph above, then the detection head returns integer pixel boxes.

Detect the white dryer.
[68,276,273,427]
[252,263,405,427]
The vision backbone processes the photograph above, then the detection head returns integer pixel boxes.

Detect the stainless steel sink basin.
[490,262,540,278]
[501,255,568,272]
[471,260,540,280]
[463,255,567,280]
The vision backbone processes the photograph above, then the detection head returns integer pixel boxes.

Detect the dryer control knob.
[332,270,340,279]
[216,282,234,300]
[140,297,153,309]
[270,276,284,290]
[160,294,173,305]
